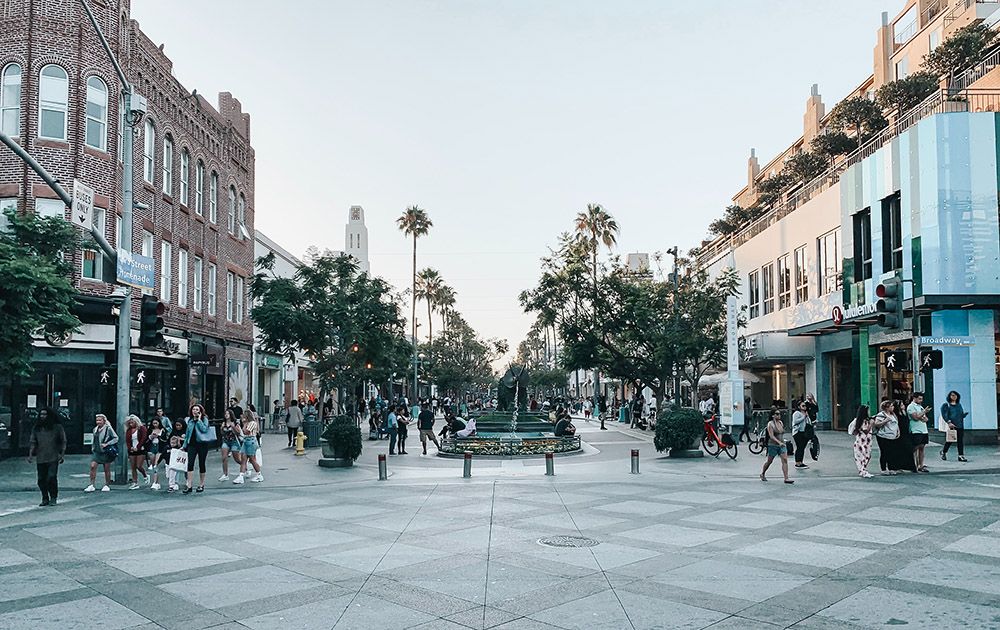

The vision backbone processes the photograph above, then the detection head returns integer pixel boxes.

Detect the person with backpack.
[84,413,118,493]
[28,407,65,506]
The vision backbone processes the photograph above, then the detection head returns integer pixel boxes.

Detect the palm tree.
[436,284,456,332]
[415,267,443,345]
[397,206,433,397]
[574,203,619,309]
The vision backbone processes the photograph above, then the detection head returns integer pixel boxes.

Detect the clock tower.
[345,205,370,273]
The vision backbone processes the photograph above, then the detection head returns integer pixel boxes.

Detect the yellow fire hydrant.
[294,429,307,456]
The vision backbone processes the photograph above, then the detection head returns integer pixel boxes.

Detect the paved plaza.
[1,421,999,630]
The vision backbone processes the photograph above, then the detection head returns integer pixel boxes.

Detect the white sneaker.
[169,484,178,491]
[100,485,111,492]
[251,473,263,483]
[84,484,96,493]
[218,474,230,482]
[233,474,245,485]
[151,483,161,491]
[128,483,139,490]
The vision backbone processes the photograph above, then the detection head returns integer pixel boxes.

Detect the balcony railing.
[945,0,1000,25]
[696,87,1000,267]
[952,44,1000,90]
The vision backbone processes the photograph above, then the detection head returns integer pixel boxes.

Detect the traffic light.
[883,350,908,372]
[875,277,903,330]
[919,349,943,372]
[139,295,165,347]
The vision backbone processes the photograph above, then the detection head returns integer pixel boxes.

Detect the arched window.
[238,193,245,235]
[180,148,190,205]
[84,76,108,150]
[209,171,218,223]
[1,63,21,137]
[38,64,68,140]
[162,134,173,195]
[195,159,204,216]
[143,119,155,183]
[227,185,236,234]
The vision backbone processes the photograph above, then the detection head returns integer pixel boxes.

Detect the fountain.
[437,364,582,457]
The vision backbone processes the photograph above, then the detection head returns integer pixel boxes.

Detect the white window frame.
[777,254,791,310]
[794,245,808,304]
[143,119,155,183]
[818,229,842,296]
[762,263,775,315]
[178,248,189,308]
[1,63,21,137]
[82,206,107,281]
[236,276,244,323]
[0,198,17,231]
[238,193,245,237]
[180,148,190,206]
[162,134,173,195]
[193,256,203,312]
[209,172,218,223]
[208,263,217,316]
[160,241,172,302]
[35,198,65,219]
[38,64,68,141]
[748,270,760,319]
[195,160,204,215]
[226,270,235,321]
[84,76,108,151]
[228,186,236,234]
[141,230,153,257]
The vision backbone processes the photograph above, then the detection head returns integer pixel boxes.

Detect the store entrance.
[830,350,854,430]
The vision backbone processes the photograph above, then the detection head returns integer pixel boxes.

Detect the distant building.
[626,253,650,275]
[345,205,369,273]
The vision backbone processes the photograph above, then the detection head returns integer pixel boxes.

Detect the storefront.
[738,332,815,412]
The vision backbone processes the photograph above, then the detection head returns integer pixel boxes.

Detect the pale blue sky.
[133,0,902,357]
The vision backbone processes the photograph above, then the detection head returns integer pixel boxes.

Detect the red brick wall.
[0,0,255,348]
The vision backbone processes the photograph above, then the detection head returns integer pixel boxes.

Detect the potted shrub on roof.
[319,415,362,468]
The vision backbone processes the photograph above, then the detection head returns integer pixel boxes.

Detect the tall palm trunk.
[411,234,417,398]
[427,299,433,346]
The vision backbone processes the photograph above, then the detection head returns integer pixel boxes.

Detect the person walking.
[397,405,411,454]
[849,405,874,478]
[182,404,213,494]
[166,418,187,492]
[218,409,243,482]
[146,417,168,491]
[28,408,65,506]
[85,413,118,492]
[940,390,969,462]
[791,400,812,469]
[760,409,793,484]
[417,402,440,455]
[907,392,931,473]
[237,412,264,483]
[124,415,149,490]
[285,399,303,448]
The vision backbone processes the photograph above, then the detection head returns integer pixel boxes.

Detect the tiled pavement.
[1,428,1000,629]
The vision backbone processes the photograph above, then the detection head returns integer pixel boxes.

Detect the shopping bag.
[945,428,958,443]
[937,416,949,432]
[167,448,189,472]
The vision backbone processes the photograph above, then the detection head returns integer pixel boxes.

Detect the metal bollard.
[463,451,472,478]
[545,451,555,476]
[377,453,387,481]
[630,449,640,474]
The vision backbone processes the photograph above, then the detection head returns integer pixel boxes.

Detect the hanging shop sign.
[832,302,877,325]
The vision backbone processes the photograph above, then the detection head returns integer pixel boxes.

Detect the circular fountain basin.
[437,431,582,457]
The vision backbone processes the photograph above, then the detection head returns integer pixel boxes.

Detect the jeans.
[941,426,965,456]
[287,426,298,446]
[388,427,398,453]
[36,461,59,500]
[793,432,809,464]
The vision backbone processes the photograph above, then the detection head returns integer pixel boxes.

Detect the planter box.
[318,457,353,468]
[668,448,704,458]
[940,100,969,113]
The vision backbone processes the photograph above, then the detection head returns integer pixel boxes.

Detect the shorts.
[766,444,786,457]
[419,429,437,442]
[242,436,259,457]
[148,443,160,456]
[911,433,929,447]
[222,439,241,452]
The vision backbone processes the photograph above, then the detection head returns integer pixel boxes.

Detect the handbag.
[167,448,189,471]
[945,428,958,443]
[103,444,118,460]
[194,421,217,442]
[936,415,949,432]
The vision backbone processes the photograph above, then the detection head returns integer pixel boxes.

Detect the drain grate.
[537,535,600,548]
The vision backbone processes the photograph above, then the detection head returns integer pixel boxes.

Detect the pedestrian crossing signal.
[920,349,943,372]
[883,350,908,372]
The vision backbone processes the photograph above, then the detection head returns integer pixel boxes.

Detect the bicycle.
[746,422,766,455]
[702,415,738,459]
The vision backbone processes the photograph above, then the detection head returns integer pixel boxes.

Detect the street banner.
[116,248,155,290]
[726,295,739,373]
[71,179,94,228]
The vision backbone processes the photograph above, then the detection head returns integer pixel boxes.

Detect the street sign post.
[71,179,94,229]
[116,249,155,290]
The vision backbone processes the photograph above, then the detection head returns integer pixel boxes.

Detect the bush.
[810,131,858,160]
[654,407,704,453]
[875,72,938,114]
[320,415,363,461]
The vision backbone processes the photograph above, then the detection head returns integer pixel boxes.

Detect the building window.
[762,263,775,315]
[84,76,108,150]
[1,63,21,137]
[0,198,16,231]
[895,57,909,81]
[160,241,172,302]
[193,256,203,312]
[209,172,218,223]
[178,248,188,308]
[818,229,842,295]
[226,271,235,321]
[142,230,153,257]
[882,193,903,273]
[929,28,942,52]
[238,193,245,237]
[180,149,190,206]
[228,186,236,234]
[82,206,107,280]
[893,5,917,46]
[143,119,155,183]
[777,254,791,309]
[162,134,173,195]
[748,270,760,319]
[236,276,244,323]
[794,245,808,304]
[195,160,204,215]
[853,209,872,282]
[208,263,217,316]
[35,198,64,219]
[38,65,68,141]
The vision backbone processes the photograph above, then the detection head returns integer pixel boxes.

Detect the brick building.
[0,0,255,454]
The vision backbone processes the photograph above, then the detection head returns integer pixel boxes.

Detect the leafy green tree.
[755,172,795,207]
[827,97,888,142]
[0,209,80,378]
[875,71,939,114]
[924,23,998,80]
[783,151,828,184]
[810,131,858,161]
[423,314,503,397]
[251,252,409,417]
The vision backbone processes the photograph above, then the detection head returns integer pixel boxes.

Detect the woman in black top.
[28,408,66,506]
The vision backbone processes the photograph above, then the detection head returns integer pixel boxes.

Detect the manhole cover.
[537,535,600,548]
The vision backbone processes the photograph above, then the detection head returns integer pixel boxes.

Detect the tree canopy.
[924,23,998,80]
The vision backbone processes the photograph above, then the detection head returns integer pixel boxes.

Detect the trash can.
[301,420,321,448]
